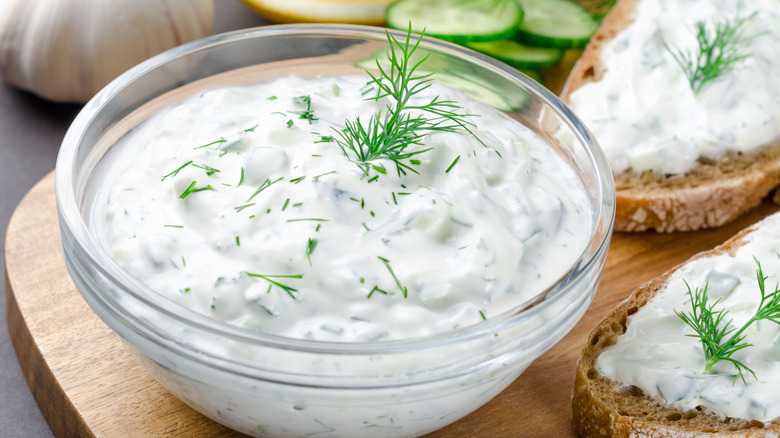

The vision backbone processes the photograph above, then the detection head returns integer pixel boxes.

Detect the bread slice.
[560,0,780,233]
[572,213,780,437]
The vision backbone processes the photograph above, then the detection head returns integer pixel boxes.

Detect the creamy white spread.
[598,215,780,422]
[92,74,591,342]
[568,0,780,176]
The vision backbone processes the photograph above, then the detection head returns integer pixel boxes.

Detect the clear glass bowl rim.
[55,23,616,356]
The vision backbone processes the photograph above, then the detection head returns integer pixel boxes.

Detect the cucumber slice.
[514,0,599,49]
[386,0,523,45]
[467,40,563,70]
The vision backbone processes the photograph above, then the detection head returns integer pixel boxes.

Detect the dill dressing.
[567,0,780,176]
[597,220,780,421]
[93,73,591,342]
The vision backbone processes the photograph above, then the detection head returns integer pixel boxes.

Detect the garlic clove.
[0,0,214,103]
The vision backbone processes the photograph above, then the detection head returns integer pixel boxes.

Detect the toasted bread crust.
[560,0,780,233]
[572,214,780,437]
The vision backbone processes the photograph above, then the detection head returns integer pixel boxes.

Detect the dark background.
[0,2,272,436]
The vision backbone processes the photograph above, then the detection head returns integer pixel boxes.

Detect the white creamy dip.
[598,215,780,422]
[568,0,780,176]
[92,74,591,342]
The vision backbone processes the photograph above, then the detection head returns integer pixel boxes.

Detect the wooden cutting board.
[6,171,780,437]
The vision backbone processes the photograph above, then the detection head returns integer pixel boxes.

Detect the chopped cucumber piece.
[515,0,599,49]
[467,40,563,69]
[386,0,523,45]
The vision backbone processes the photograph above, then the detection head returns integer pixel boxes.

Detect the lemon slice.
[240,0,392,25]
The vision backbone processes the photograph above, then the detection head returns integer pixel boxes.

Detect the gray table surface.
[0,2,272,436]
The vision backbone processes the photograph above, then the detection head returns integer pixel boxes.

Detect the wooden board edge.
[4,171,94,438]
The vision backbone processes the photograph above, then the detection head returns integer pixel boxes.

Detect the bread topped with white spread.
[572,211,780,437]
[561,0,780,232]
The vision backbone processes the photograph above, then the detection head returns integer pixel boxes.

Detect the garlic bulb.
[0,0,214,103]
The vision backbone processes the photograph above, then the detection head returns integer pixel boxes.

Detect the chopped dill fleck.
[362,222,370,231]
[282,198,291,211]
[246,272,303,300]
[266,95,278,100]
[290,175,306,184]
[290,94,317,124]
[194,137,227,150]
[479,310,487,320]
[378,256,408,298]
[286,119,294,128]
[179,181,214,199]
[244,124,259,132]
[234,203,256,212]
[292,202,303,207]
[163,224,184,228]
[193,163,221,176]
[306,238,319,265]
[315,224,322,232]
[313,170,336,179]
[315,135,334,143]
[445,155,460,173]
[258,303,276,316]
[161,161,193,181]
[367,285,389,298]
[367,175,379,183]
[237,167,245,187]
[247,177,284,202]
[287,218,329,223]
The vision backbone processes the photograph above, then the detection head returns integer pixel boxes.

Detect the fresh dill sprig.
[665,11,761,96]
[334,27,477,179]
[675,258,780,383]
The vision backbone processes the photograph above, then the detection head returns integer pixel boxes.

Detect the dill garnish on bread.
[573,211,780,437]
[562,0,780,232]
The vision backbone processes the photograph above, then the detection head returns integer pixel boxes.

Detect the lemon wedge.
[240,0,392,25]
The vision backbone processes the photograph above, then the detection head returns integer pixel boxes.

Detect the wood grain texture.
[6,172,780,437]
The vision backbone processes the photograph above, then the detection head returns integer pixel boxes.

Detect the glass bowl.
[55,24,615,438]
